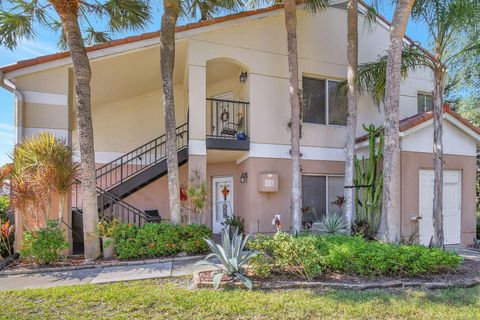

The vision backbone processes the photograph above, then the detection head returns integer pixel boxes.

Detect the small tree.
[10,133,78,230]
[181,169,207,224]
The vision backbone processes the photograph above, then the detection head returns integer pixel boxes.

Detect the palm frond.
[304,0,329,14]
[0,10,36,49]
[84,27,112,45]
[338,46,434,106]
[102,0,151,32]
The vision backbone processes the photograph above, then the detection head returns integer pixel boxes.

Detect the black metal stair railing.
[72,122,189,226]
[72,179,148,226]
[95,123,188,191]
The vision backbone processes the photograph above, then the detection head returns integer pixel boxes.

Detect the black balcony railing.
[207,98,249,140]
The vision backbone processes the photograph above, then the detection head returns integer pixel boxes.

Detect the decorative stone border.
[0,254,205,276]
[193,271,480,291]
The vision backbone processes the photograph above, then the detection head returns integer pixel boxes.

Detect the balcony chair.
[221,115,244,138]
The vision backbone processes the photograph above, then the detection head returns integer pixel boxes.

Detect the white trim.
[399,113,480,141]
[236,143,345,164]
[14,126,23,144]
[22,91,68,106]
[188,139,207,156]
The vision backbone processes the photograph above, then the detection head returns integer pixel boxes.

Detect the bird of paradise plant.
[0,219,14,258]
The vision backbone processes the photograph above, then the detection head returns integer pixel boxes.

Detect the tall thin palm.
[351,0,480,246]
[249,0,328,233]
[381,0,415,243]
[159,0,243,225]
[0,0,151,260]
[344,0,359,230]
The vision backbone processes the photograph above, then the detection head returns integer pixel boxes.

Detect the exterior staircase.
[71,123,189,253]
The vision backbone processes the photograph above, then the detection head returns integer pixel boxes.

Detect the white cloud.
[0,123,14,131]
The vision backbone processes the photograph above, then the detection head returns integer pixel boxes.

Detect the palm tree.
[0,0,151,260]
[343,0,359,230]
[380,0,415,243]
[159,0,243,224]
[352,0,480,246]
[252,0,327,233]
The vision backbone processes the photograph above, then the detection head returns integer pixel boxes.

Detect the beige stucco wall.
[400,152,477,246]
[189,6,433,149]
[123,164,189,221]
[75,86,188,154]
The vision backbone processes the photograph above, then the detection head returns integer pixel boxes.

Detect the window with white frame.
[302,77,347,126]
[417,92,433,113]
[302,175,345,222]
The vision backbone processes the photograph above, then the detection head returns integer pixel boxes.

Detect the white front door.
[419,170,462,246]
[212,176,234,233]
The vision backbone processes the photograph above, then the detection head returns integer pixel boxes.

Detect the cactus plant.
[353,124,384,238]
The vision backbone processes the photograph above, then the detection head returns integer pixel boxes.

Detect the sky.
[0,2,430,166]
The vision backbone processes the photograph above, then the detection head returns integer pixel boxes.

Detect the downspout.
[0,70,24,144]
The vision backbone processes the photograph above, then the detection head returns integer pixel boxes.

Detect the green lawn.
[0,278,479,320]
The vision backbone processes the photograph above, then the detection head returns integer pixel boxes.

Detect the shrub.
[113,223,212,260]
[98,218,120,238]
[248,233,322,280]
[318,236,462,277]
[222,215,245,235]
[249,234,463,280]
[20,220,69,265]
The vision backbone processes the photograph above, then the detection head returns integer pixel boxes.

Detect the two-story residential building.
[1,2,479,252]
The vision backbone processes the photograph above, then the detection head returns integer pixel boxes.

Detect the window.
[303,77,347,126]
[302,175,345,222]
[417,92,433,113]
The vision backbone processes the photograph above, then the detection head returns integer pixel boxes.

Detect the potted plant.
[98,218,119,259]
[222,215,245,236]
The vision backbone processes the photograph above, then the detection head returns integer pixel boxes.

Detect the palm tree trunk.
[160,0,182,224]
[344,0,358,230]
[58,10,101,260]
[382,0,414,243]
[59,193,65,222]
[284,0,302,234]
[432,62,446,248]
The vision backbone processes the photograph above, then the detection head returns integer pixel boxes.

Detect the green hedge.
[113,223,212,260]
[249,234,463,279]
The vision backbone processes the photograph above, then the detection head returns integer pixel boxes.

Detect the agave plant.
[195,227,259,290]
[316,212,349,236]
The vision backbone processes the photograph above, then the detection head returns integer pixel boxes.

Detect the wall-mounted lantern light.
[240,172,248,183]
[239,71,248,83]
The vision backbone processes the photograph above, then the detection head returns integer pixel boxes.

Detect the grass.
[0,278,479,319]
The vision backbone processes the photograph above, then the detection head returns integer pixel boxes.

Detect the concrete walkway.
[0,258,210,291]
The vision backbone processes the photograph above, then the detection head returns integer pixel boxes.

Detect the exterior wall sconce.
[239,71,248,83]
[240,172,248,183]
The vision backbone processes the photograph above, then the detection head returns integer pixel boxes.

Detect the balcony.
[206,98,250,151]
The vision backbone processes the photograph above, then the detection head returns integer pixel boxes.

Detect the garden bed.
[194,256,480,290]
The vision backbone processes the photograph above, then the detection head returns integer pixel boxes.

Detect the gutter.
[0,71,24,143]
